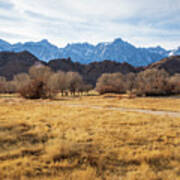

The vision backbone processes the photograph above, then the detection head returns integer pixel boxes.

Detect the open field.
[0,94,180,179]
[54,93,180,112]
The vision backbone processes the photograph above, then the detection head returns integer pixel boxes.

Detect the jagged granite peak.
[9,39,60,61]
[0,38,178,66]
[112,37,124,43]
[39,39,49,44]
[146,46,170,56]
[0,39,12,50]
[169,46,180,56]
[0,39,11,45]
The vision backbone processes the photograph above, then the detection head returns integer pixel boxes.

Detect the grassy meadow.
[0,94,180,179]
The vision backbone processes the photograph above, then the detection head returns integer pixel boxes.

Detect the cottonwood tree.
[0,76,7,93]
[125,72,136,91]
[29,65,52,83]
[96,73,127,94]
[168,73,180,94]
[47,71,68,96]
[95,69,180,96]
[19,65,56,99]
[13,73,31,91]
[83,84,93,95]
[77,83,93,95]
[66,72,83,95]
[5,81,16,94]
[136,69,170,96]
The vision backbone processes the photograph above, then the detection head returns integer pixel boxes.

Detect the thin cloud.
[0,0,180,49]
[0,0,14,10]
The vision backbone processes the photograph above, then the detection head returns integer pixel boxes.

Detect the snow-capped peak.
[0,38,179,66]
[169,46,180,56]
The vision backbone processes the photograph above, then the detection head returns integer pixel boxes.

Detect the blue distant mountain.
[0,38,177,66]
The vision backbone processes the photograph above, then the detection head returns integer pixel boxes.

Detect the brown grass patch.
[0,95,179,179]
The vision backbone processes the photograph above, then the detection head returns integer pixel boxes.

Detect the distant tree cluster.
[96,69,180,96]
[1,65,180,98]
[96,72,136,94]
[0,64,92,99]
[0,76,16,94]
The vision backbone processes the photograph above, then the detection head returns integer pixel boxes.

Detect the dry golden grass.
[0,94,180,179]
[58,93,180,112]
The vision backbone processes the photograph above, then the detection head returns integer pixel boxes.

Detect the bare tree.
[125,72,136,91]
[83,84,93,95]
[76,83,93,95]
[29,65,52,83]
[19,65,56,99]
[96,73,127,94]
[168,73,180,94]
[66,72,83,96]
[47,71,68,96]
[136,69,170,96]
[13,73,31,91]
[5,81,16,94]
[95,69,180,96]
[0,76,7,93]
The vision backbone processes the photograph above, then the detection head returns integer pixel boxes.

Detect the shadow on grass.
[52,94,99,101]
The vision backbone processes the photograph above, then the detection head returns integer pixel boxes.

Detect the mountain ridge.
[0,51,137,85]
[0,51,179,86]
[0,38,177,66]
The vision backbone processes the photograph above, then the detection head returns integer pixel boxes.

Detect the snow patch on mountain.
[0,38,178,66]
[169,47,180,56]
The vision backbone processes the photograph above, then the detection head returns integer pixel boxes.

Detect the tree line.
[0,65,179,98]
[0,64,92,99]
[96,69,180,96]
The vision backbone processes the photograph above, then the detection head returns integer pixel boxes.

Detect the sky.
[0,0,180,49]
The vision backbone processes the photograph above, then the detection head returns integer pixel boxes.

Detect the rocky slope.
[0,51,137,84]
[0,51,179,85]
[147,55,180,74]
[0,51,44,79]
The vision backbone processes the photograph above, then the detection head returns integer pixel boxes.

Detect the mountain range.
[0,38,179,66]
[0,51,137,85]
[0,51,180,86]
